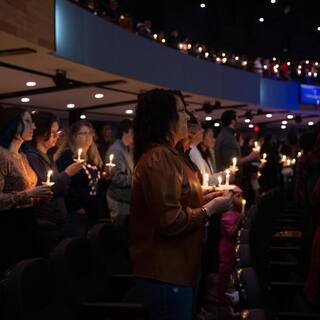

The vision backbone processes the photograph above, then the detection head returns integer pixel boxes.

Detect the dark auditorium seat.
[0,258,54,320]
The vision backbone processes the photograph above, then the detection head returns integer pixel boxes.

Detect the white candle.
[253,141,260,152]
[106,153,116,173]
[203,173,209,187]
[109,153,114,164]
[225,169,230,186]
[46,170,53,184]
[241,199,246,214]
[232,157,237,170]
[218,176,222,186]
[77,148,82,161]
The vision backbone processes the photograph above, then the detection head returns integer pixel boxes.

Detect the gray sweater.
[106,139,133,203]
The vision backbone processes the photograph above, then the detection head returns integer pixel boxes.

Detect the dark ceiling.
[122,0,320,61]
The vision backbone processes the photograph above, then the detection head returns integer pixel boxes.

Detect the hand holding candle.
[202,173,209,187]
[253,141,260,152]
[225,169,230,186]
[42,169,54,186]
[74,148,84,163]
[105,153,116,174]
[241,199,246,214]
[260,153,267,166]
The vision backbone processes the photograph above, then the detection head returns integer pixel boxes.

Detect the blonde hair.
[54,121,103,167]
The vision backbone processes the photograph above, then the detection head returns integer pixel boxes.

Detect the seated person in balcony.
[136,20,153,39]
[106,119,133,225]
[55,121,104,237]
[129,88,232,320]
[0,107,52,274]
[26,111,82,256]
[215,110,259,172]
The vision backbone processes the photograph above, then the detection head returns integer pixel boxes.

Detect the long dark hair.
[133,89,184,163]
[32,111,59,142]
[0,107,27,148]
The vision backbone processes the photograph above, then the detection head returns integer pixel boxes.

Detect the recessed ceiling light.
[306,60,310,64]
[94,93,104,99]
[205,116,212,121]
[26,81,36,87]
[308,121,314,126]
[126,109,133,114]
[272,57,277,61]
[287,114,294,119]
[248,124,254,128]
[259,17,264,23]
[266,113,273,118]
[271,0,276,3]
[214,122,220,127]
[281,125,286,129]
[200,3,206,8]
[282,120,288,125]
[80,114,86,119]
[21,97,30,103]
[244,119,251,123]
[67,103,75,109]
[317,26,320,31]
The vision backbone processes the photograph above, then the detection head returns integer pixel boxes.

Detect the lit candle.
[241,199,246,214]
[260,153,267,165]
[297,151,302,158]
[232,157,237,170]
[202,173,209,187]
[281,155,287,163]
[292,158,296,165]
[218,176,222,186]
[42,169,54,186]
[253,141,260,152]
[77,148,82,161]
[225,169,230,186]
[46,169,53,184]
[105,153,116,173]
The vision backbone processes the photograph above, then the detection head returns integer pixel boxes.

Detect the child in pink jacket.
[197,187,245,320]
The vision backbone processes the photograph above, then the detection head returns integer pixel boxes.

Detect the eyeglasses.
[50,130,61,138]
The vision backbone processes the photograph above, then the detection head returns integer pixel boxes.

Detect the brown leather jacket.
[129,144,205,286]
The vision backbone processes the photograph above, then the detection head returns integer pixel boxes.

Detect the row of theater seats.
[2,189,320,320]
[234,188,320,319]
[0,222,148,320]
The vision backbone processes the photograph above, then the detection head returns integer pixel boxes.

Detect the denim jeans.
[135,277,193,320]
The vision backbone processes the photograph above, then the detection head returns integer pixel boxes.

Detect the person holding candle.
[26,111,82,256]
[55,121,104,237]
[188,119,224,186]
[130,89,232,320]
[215,111,259,172]
[106,119,134,225]
[198,187,245,319]
[0,107,53,274]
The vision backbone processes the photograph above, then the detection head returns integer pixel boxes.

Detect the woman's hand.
[203,194,233,216]
[203,191,223,204]
[65,162,83,177]
[26,185,53,200]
